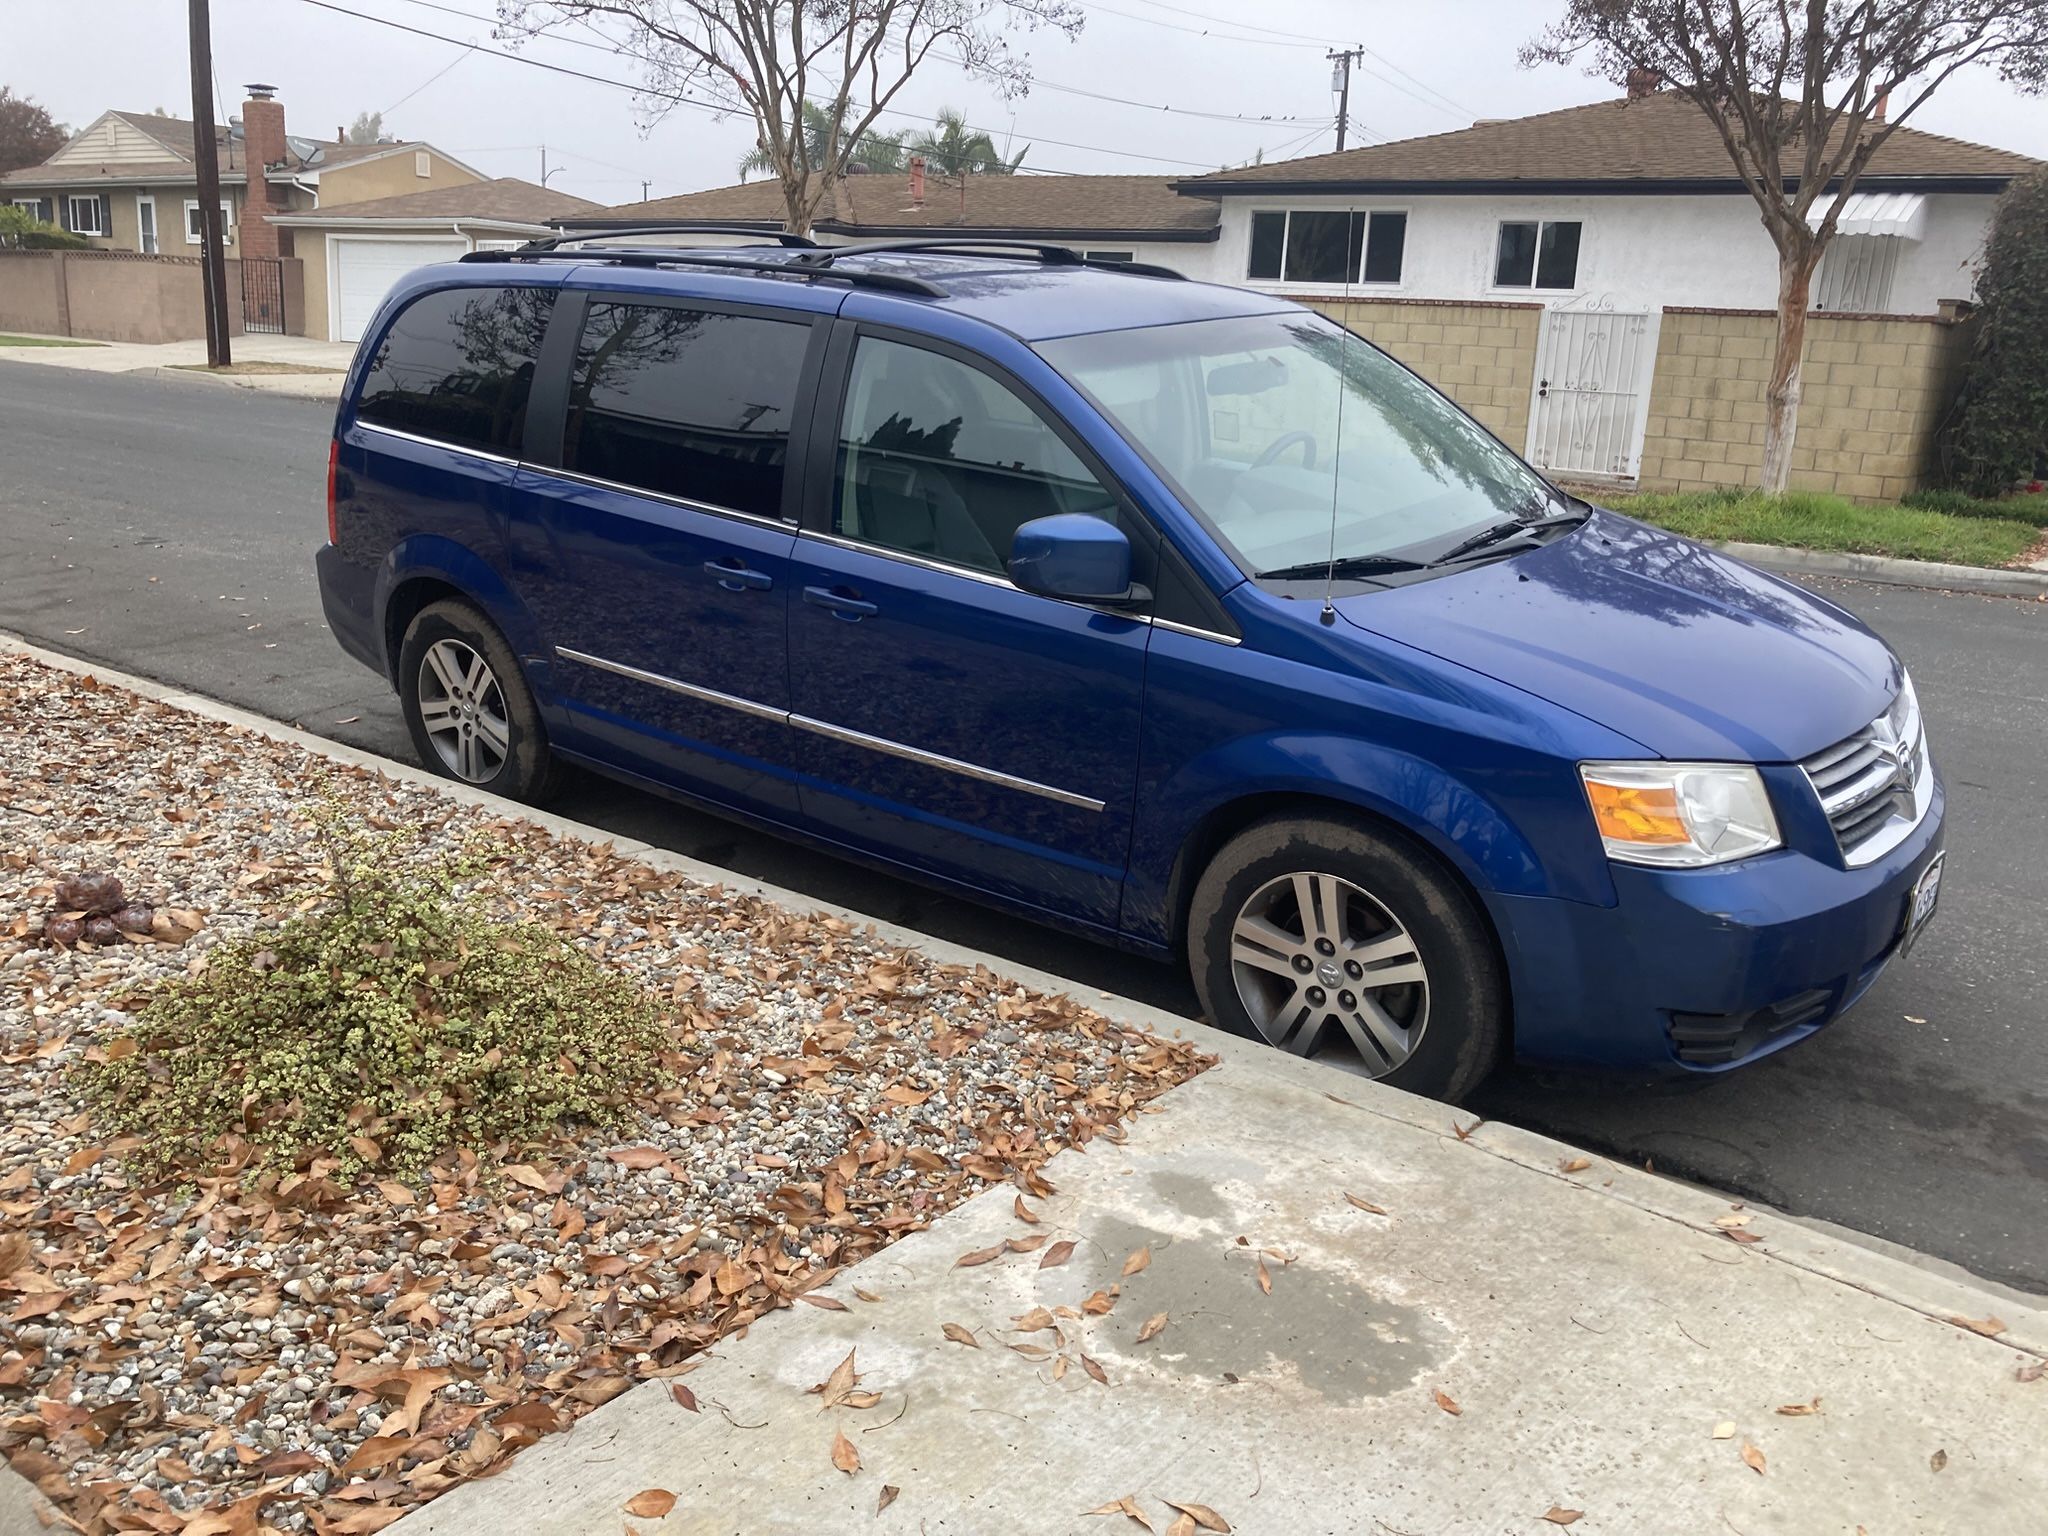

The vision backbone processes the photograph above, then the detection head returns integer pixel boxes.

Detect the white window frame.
[1246,206,1409,290]
[415,151,432,178]
[11,197,52,224]
[66,195,105,236]
[1491,218,1585,294]
[184,198,234,245]
[135,194,158,255]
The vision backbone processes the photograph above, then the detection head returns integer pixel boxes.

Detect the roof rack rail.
[521,223,819,251]
[790,238,1186,281]
[459,243,944,297]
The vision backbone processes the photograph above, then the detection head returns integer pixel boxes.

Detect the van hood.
[1333,512,1898,762]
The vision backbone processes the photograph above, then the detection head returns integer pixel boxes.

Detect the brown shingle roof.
[0,159,247,188]
[1179,91,2038,191]
[275,177,601,223]
[585,173,1220,238]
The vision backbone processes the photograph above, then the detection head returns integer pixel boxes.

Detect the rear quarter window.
[355,285,556,457]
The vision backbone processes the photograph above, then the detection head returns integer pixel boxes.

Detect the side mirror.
[1008,514,1150,606]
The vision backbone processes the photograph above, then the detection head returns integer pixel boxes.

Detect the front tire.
[1187,813,1505,1102]
[397,599,562,804]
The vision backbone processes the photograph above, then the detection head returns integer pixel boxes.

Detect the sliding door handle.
[802,585,877,621]
[704,558,773,592]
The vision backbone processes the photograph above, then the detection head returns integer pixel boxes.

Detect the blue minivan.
[316,233,1945,1101]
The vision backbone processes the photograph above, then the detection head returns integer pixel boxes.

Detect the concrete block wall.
[1306,296,1542,447]
[1639,307,1967,501]
[0,251,303,344]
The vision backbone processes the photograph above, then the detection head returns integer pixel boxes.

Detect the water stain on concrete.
[1148,1170,1231,1224]
[1084,1214,1447,1399]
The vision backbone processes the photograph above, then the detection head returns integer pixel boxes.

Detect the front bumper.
[1488,769,1947,1075]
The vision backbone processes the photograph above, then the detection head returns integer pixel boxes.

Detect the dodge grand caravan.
[315,233,1945,1102]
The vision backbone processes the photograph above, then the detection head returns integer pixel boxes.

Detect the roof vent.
[244,83,278,101]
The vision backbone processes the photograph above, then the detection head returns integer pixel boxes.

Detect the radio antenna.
[1319,208,1358,626]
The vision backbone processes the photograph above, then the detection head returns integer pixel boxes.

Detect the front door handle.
[802,585,878,621]
[704,558,773,592]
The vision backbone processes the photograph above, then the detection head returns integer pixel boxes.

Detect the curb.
[4,630,2044,1356]
[1715,538,2048,596]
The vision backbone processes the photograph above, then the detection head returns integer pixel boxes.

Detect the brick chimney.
[1626,66,1662,99]
[1872,90,1889,123]
[909,154,925,209]
[238,84,287,261]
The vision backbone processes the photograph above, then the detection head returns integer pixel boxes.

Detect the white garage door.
[333,237,469,344]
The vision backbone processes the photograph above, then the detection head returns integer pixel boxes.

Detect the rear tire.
[1187,813,1505,1103]
[397,599,562,805]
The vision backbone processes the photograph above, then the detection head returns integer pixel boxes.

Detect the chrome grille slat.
[1800,684,1932,868]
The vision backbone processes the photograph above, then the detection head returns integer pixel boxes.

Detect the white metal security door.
[1525,306,1659,482]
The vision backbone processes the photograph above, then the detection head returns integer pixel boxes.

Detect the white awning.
[1809,191,1928,240]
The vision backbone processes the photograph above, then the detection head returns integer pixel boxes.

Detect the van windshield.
[1038,312,1557,580]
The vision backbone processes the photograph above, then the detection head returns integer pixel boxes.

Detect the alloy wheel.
[416,638,511,784]
[1228,871,1430,1074]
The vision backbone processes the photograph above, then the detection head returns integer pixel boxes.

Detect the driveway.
[4,359,2046,1292]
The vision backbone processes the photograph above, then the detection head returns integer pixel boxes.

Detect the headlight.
[1580,762,1783,868]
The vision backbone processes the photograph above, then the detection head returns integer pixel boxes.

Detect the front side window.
[564,302,810,519]
[834,336,1117,576]
[1248,209,1406,286]
[12,198,53,225]
[184,199,233,244]
[1040,311,1550,581]
[355,285,555,456]
[1494,219,1582,289]
[66,196,104,236]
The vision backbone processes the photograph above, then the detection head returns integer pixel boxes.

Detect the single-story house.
[270,179,601,341]
[0,87,484,267]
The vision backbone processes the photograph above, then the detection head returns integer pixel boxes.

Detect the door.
[1525,306,1659,482]
[787,329,1150,929]
[506,293,823,820]
[334,236,468,343]
[136,196,157,255]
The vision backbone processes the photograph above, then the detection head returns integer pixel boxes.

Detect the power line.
[379,41,477,117]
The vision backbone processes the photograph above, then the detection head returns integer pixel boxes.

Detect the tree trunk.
[1761,247,1816,493]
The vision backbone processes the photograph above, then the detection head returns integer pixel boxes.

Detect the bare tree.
[1524,3,2048,491]
[496,0,1081,236]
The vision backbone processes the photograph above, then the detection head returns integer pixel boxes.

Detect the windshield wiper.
[1428,507,1592,567]
[1257,553,1429,582]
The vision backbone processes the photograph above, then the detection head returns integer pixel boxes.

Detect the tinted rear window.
[355,286,554,456]
[564,302,811,519]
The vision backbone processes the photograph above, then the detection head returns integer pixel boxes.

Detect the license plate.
[1901,853,1944,954]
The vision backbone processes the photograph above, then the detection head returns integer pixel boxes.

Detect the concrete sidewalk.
[400,1043,2048,1535]
[0,332,349,397]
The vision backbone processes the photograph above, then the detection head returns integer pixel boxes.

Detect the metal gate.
[1524,306,1659,482]
[241,257,286,335]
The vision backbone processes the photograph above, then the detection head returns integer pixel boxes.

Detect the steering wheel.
[1252,430,1317,471]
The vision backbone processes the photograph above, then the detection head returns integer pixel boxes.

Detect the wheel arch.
[372,535,552,696]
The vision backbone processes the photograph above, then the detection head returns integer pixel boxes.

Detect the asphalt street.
[4,361,2046,1291]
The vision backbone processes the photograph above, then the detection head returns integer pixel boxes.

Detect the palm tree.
[905,107,1027,176]
[738,101,908,181]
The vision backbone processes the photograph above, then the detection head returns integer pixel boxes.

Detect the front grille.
[1802,683,1930,866]
[1669,987,1834,1066]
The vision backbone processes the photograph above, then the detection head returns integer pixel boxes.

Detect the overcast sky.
[12,0,2047,207]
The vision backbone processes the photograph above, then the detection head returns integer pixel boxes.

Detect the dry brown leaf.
[1930,1448,1948,1473]
[1776,1397,1822,1417]
[1741,1442,1767,1476]
[816,1348,859,1410]
[1161,1499,1231,1531]
[624,1489,677,1518]
[842,1390,882,1410]
[1723,1228,1763,1245]
[0,1233,28,1281]
[670,1382,699,1412]
[1013,1195,1040,1225]
[1951,1314,2007,1337]
[1255,1257,1272,1296]
[941,1323,980,1348]
[1714,1212,1753,1229]
[1012,1306,1057,1333]
[1343,1192,1388,1216]
[955,1244,1004,1268]
[2017,1361,2045,1384]
[1083,1495,1153,1530]
[1558,1156,1592,1174]
[1542,1509,1583,1527]
[1082,1288,1118,1316]
[878,1485,900,1514]
[1137,1311,1169,1344]
[1711,1420,1736,1440]
[831,1427,861,1475]
[1433,1387,1462,1417]
[1081,1353,1110,1386]
[1040,1239,1077,1269]
[1122,1245,1151,1277]
[1167,1517,1196,1536]
[853,1288,884,1303]
[797,1293,850,1312]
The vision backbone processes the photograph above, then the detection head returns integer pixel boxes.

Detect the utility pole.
[1328,47,1363,153]
[640,179,651,201]
[187,0,231,366]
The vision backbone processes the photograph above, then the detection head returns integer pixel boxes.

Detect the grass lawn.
[169,360,343,376]
[0,334,100,347]
[1600,487,2048,569]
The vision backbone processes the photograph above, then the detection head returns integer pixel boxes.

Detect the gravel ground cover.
[0,646,1211,1534]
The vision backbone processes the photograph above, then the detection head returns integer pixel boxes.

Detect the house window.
[415,151,432,178]
[65,196,105,236]
[1814,234,1901,314]
[11,197,53,224]
[1247,209,1406,286]
[1494,220,1581,290]
[184,199,234,244]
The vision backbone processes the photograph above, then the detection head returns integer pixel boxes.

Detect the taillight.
[326,439,340,545]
